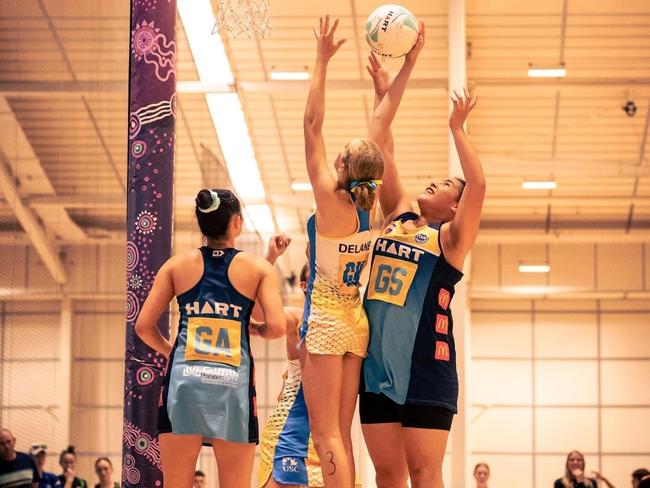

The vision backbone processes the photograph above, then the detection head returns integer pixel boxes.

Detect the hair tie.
[198,190,221,213]
[349,179,383,191]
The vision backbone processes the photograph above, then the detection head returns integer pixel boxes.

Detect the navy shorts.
[359,391,454,430]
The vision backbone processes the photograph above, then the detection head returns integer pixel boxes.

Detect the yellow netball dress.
[299,207,372,357]
[258,359,323,487]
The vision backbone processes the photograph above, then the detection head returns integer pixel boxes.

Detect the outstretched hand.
[314,14,346,61]
[266,234,292,263]
[404,21,425,64]
[366,51,391,97]
[449,88,478,131]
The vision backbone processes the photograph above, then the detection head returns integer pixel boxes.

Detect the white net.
[212,0,271,38]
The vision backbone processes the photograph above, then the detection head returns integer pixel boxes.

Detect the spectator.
[554,451,596,488]
[474,462,490,488]
[57,447,87,488]
[29,444,58,488]
[633,469,650,488]
[193,470,206,488]
[93,458,118,488]
[0,428,39,488]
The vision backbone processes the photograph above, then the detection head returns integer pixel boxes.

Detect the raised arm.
[366,51,411,219]
[445,89,486,261]
[135,260,175,357]
[303,15,346,205]
[368,23,424,150]
[254,261,287,339]
[251,234,291,324]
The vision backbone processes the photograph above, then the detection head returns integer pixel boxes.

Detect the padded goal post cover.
[123,0,176,486]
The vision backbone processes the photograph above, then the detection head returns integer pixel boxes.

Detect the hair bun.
[196,189,221,213]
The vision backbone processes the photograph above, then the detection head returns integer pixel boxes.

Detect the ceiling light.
[270,71,310,81]
[291,182,312,191]
[206,93,265,199]
[522,180,557,190]
[243,204,276,235]
[177,0,233,85]
[179,0,275,234]
[518,264,550,273]
[527,67,566,78]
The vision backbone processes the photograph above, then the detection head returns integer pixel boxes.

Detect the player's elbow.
[263,315,286,339]
[134,317,149,341]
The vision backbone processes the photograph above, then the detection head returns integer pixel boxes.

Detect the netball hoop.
[212,0,271,38]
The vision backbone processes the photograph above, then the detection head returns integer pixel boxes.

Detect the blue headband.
[349,179,382,191]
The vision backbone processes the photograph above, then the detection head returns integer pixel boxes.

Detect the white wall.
[469,242,650,488]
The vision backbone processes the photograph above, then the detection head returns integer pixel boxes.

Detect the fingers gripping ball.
[365,4,419,58]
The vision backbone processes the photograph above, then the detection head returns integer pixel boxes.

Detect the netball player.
[361,55,485,488]
[259,262,323,488]
[135,189,286,488]
[300,14,424,488]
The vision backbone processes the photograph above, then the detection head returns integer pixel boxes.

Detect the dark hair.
[633,469,650,481]
[474,462,490,474]
[195,188,241,239]
[94,457,112,469]
[59,445,76,464]
[195,470,205,477]
[454,176,466,198]
[299,263,309,283]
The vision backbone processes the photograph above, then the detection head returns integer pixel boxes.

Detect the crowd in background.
[0,429,119,488]
[471,452,650,488]
[1,427,648,487]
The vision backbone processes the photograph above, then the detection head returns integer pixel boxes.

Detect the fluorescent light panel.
[518,264,551,273]
[177,0,233,85]
[206,93,266,199]
[244,204,276,234]
[528,68,567,78]
[270,71,309,81]
[523,180,557,190]
[179,0,275,234]
[291,182,312,191]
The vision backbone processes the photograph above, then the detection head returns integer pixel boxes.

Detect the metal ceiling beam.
[4,77,650,98]
[0,155,66,284]
[19,193,650,210]
[477,230,650,244]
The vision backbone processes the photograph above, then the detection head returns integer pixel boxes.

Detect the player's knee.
[375,464,408,488]
[310,431,342,452]
[408,463,443,487]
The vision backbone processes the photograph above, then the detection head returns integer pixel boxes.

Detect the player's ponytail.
[342,138,384,212]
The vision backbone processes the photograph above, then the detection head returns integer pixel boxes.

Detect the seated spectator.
[633,469,650,488]
[93,458,118,488]
[57,446,87,488]
[0,428,40,488]
[554,451,596,488]
[193,470,206,488]
[29,444,58,488]
[474,462,490,488]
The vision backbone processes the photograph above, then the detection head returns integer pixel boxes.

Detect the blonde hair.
[561,451,594,488]
[340,138,384,212]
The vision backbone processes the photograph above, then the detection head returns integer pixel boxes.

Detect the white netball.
[364,4,419,58]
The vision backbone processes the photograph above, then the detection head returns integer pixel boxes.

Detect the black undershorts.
[359,391,454,431]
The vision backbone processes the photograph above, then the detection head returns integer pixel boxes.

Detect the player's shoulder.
[163,248,202,272]
[233,251,274,274]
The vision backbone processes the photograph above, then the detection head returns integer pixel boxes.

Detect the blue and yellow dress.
[300,208,372,357]
[363,213,464,412]
[258,359,323,487]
